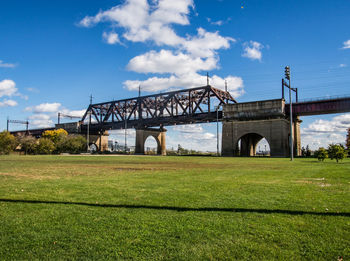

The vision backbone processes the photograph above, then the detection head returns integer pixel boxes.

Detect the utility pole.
[87,95,93,152]
[216,105,222,156]
[7,118,29,134]
[138,85,141,97]
[282,66,297,161]
[124,106,127,153]
[207,72,210,86]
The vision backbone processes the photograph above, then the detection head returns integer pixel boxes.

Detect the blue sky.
[1,0,350,151]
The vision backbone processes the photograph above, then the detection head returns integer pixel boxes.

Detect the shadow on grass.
[0,198,349,217]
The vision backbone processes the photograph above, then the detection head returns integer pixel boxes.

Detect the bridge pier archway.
[135,128,166,155]
[222,118,296,157]
[237,133,271,156]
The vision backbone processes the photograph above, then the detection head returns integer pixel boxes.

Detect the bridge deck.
[286,96,350,116]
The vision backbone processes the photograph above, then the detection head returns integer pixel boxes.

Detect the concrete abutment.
[221,99,301,157]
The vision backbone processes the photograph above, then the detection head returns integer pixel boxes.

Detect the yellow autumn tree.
[42,129,68,144]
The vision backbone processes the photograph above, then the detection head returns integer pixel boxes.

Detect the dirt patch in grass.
[0,172,59,180]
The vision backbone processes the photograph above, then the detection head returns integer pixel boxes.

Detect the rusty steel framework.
[81,85,236,131]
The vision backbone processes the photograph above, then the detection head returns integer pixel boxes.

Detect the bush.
[0,131,17,155]
[314,147,327,162]
[327,144,346,163]
[42,129,68,144]
[57,135,87,154]
[34,138,55,155]
[18,136,37,155]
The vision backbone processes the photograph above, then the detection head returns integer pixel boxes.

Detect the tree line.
[0,129,87,155]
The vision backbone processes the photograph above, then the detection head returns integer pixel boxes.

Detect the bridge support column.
[221,99,301,157]
[222,119,292,157]
[89,132,109,152]
[294,117,302,156]
[135,128,167,155]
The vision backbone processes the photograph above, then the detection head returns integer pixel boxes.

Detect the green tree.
[34,138,55,154]
[314,147,327,162]
[57,135,87,154]
[0,131,17,155]
[18,136,37,155]
[305,145,312,157]
[327,144,346,163]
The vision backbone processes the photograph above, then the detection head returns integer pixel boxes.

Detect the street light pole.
[124,107,127,153]
[284,66,294,161]
[216,105,221,156]
[87,111,91,152]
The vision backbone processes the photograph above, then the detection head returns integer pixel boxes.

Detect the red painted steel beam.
[286,97,350,116]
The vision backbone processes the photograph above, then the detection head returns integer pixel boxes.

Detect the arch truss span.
[135,128,167,156]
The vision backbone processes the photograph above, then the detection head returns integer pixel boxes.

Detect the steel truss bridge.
[80,85,236,132]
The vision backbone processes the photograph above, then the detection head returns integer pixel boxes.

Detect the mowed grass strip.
[0,155,349,260]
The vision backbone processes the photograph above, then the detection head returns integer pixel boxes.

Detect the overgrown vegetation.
[0,129,87,155]
[0,131,17,155]
[0,155,349,259]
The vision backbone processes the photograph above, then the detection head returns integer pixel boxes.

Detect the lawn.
[0,155,349,260]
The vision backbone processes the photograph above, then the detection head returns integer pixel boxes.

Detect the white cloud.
[0,79,18,98]
[25,103,85,128]
[242,41,264,61]
[29,114,54,128]
[301,113,350,150]
[79,0,191,47]
[78,0,233,57]
[123,72,244,96]
[60,109,86,118]
[183,28,234,58]
[125,48,243,95]
[103,32,121,45]
[207,18,223,26]
[207,17,231,26]
[25,102,62,113]
[342,39,350,49]
[127,50,217,75]
[0,60,16,68]
[26,87,40,93]
[173,124,204,133]
[79,0,243,96]
[0,99,18,107]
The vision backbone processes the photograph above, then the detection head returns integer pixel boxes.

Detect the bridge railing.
[292,94,350,104]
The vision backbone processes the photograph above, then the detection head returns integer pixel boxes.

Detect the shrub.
[327,144,346,163]
[0,131,17,155]
[57,135,87,154]
[314,147,327,162]
[35,138,55,154]
[18,136,37,155]
[42,129,68,144]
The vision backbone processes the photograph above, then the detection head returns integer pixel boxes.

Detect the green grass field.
[0,155,349,260]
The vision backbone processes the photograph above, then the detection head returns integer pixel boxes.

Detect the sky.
[1,0,350,151]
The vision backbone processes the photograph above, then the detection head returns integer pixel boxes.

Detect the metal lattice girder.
[81,85,236,131]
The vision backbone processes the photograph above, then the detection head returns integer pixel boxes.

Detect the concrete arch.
[222,118,293,157]
[237,132,271,156]
[144,135,161,154]
[135,128,166,155]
